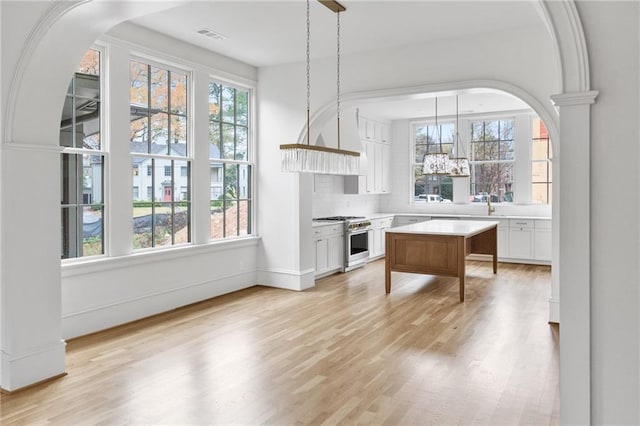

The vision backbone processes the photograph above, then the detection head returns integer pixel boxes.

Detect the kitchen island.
[385,220,499,301]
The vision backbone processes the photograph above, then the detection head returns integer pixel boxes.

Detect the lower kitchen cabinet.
[508,219,535,260]
[534,220,552,261]
[369,216,394,259]
[314,223,344,277]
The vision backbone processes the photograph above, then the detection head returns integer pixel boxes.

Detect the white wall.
[577,2,640,422]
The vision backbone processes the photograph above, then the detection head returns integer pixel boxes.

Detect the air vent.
[196,28,227,41]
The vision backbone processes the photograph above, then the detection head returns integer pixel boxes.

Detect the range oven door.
[345,229,369,272]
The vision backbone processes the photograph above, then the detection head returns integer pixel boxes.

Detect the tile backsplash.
[312,174,379,218]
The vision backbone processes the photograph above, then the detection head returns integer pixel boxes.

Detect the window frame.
[129,55,193,251]
[208,78,254,241]
[60,44,108,261]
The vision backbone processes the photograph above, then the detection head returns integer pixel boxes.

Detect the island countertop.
[389,219,500,237]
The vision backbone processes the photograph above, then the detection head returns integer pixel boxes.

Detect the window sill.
[62,236,261,278]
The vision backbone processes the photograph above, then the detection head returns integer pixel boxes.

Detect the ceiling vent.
[196,28,227,41]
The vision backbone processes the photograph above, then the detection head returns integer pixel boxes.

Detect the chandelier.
[280,0,360,175]
[423,97,451,175]
[449,95,470,177]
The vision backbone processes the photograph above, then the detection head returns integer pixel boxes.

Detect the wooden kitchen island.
[385,220,499,301]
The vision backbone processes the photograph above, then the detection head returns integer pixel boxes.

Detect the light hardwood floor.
[0,260,558,425]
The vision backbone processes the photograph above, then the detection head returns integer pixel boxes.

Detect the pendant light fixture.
[280,0,360,175]
[449,95,470,177]
[423,97,451,175]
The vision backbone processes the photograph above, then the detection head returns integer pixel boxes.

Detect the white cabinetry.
[369,216,394,259]
[393,215,430,226]
[534,219,552,261]
[314,223,344,277]
[345,117,390,195]
[508,219,535,260]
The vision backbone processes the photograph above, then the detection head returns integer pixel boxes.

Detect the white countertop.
[388,219,500,237]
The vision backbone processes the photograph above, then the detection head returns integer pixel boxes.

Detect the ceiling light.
[280,0,360,175]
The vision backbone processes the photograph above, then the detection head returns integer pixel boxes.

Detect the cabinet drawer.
[509,219,534,228]
[313,224,344,237]
[535,219,552,230]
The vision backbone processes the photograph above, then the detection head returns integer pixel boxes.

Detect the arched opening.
[1,1,593,422]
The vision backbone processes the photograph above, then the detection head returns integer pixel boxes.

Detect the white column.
[1,143,66,391]
[551,90,598,426]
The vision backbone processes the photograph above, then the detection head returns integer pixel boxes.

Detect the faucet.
[487,197,495,216]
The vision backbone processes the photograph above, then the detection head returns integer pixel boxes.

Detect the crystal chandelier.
[423,97,451,175]
[280,0,360,175]
[449,95,470,177]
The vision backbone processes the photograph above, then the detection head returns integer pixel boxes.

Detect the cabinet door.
[374,142,383,192]
[534,228,552,261]
[381,143,390,193]
[366,119,375,140]
[380,123,390,143]
[365,141,375,193]
[497,226,508,258]
[509,227,534,259]
[315,238,328,274]
[328,234,344,271]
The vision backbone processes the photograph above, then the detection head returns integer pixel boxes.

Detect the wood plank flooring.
[0,260,558,425]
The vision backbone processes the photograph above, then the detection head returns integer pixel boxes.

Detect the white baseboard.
[62,271,257,339]
[257,268,315,291]
[1,340,66,391]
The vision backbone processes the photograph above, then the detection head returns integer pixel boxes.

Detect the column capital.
[551,90,599,107]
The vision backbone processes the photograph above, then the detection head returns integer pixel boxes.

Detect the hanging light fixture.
[449,95,470,177]
[423,97,451,175]
[280,0,360,175]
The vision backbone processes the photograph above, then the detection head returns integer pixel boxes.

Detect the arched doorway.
[1,1,594,423]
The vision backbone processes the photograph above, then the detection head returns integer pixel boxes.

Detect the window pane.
[174,161,189,201]
[222,123,235,159]
[130,115,149,153]
[150,66,168,111]
[154,203,173,247]
[415,144,427,161]
[237,200,250,237]
[224,163,238,201]
[238,164,251,199]
[414,125,429,144]
[500,139,515,160]
[209,122,221,158]
[84,154,103,204]
[173,203,190,245]
[222,86,235,123]
[440,123,454,143]
[500,120,514,140]
[171,72,187,114]
[130,61,148,108]
[170,115,187,155]
[532,162,549,183]
[236,90,248,126]
[78,49,100,76]
[82,205,103,257]
[236,126,248,161]
[208,82,221,120]
[532,138,549,161]
[413,165,426,198]
[60,95,74,147]
[61,154,81,205]
[150,112,169,153]
[224,200,238,237]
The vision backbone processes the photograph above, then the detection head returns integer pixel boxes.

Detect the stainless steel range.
[313,216,372,272]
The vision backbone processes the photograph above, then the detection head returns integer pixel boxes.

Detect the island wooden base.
[385,225,497,301]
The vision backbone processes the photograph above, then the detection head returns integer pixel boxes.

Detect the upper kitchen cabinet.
[345,115,391,194]
[359,116,390,144]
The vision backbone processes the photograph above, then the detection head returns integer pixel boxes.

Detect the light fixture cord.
[336,10,341,150]
[306,0,311,145]
[455,95,459,157]
[435,97,443,154]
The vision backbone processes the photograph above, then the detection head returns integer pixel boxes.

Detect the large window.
[60,48,105,259]
[531,117,552,204]
[470,119,515,203]
[130,60,190,249]
[412,121,454,202]
[208,81,252,239]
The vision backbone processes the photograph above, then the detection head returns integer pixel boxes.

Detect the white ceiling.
[130,0,543,119]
